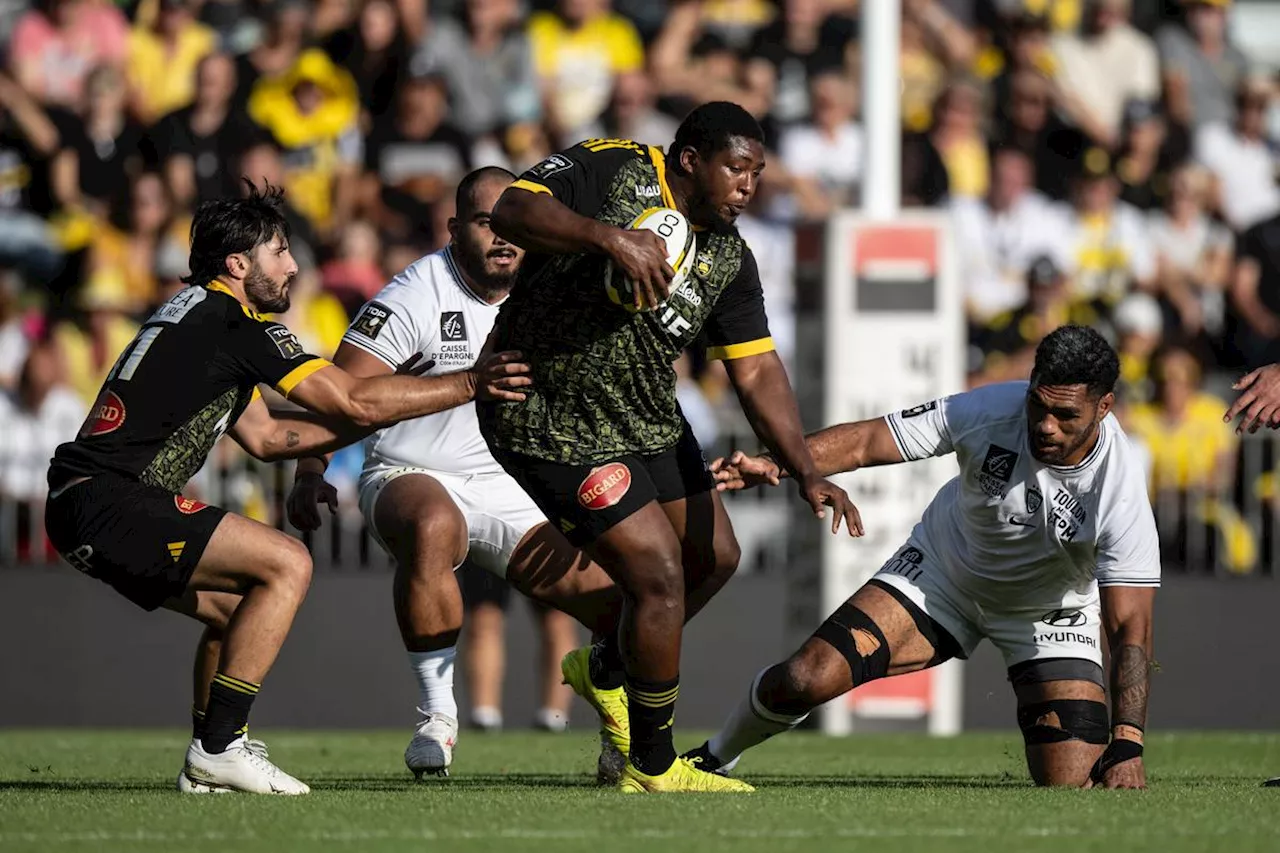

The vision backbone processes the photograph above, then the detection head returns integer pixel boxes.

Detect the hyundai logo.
[1042,609,1087,628]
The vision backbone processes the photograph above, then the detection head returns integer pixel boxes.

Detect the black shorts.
[490,423,715,548]
[44,472,226,611]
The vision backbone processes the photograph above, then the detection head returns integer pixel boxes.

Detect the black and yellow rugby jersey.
[50,281,330,493]
[482,137,774,465]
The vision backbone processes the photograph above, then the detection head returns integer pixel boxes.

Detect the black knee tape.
[812,603,890,687]
[1017,699,1110,746]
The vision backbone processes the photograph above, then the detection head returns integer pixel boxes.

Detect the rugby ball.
[605,207,696,313]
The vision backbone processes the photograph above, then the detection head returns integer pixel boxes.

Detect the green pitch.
[1,730,1278,853]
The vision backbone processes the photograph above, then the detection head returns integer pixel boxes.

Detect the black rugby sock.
[191,706,206,742]
[202,672,259,754]
[626,675,679,776]
[588,636,626,690]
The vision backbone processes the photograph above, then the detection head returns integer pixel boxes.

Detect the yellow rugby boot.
[560,646,630,756]
[617,757,755,793]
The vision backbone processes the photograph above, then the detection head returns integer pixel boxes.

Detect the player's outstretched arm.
[1225,363,1280,434]
[491,187,673,309]
[1088,585,1156,791]
[712,416,908,489]
[723,350,863,535]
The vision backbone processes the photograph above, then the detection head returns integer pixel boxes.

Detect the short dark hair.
[183,180,290,286]
[1031,325,1119,398]
[455,166,516,217]
[671,101,764,168]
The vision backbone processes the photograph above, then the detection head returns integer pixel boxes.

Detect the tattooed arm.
[1093,585,1156,790]
[229,393,375,462]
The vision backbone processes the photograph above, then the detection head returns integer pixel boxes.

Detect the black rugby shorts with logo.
[44,471,227,611]
[489,423,715,548]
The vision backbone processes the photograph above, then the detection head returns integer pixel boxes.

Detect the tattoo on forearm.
[1113,644,1150,730]
[286,430,300,448]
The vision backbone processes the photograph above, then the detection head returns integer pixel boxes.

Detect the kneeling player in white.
[288,168,623,778]
[686,326,1158,789]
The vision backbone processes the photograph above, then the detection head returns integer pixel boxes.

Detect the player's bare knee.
[409,512,468,568]
[711,532,742,584]
[776,644,841,709]
[261,535,312,599]
[628,549,685,610]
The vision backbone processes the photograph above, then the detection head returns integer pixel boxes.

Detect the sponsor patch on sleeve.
[530,154,573,180]
[352,301,393,340]
[900,400,938,419]
[266,323,307,359]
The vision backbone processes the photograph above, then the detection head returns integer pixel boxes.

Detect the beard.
[455,241,519,293]
[245,263,291,313]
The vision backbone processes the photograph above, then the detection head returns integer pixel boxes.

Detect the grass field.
[1,730,1278,853]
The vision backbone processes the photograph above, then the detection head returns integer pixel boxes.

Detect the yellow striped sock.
[212,673,261,696]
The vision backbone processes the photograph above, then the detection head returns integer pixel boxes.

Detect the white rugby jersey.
[342,247,504,476]
[884,381,1160,608]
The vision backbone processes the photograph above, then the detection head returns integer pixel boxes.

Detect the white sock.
[707,668,809,767]
[408,647,458,720]
[472,706,503,730]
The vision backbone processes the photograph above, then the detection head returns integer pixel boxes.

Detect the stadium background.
[1,0,1279,731]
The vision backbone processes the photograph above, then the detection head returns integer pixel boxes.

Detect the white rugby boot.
[179,735,310,795]
[405,711,458,779]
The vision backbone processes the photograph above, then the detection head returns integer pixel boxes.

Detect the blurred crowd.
[1,0,1279,573]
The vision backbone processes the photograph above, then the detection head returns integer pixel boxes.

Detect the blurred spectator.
[1194,76,1280,233]
[983,11,1057,118]
[528,0,644,143]
[906,0,977,79]
[1148,163,1232,340]
[1113,100,1184,212]
[1113,291,1165,403]
[88,171,188,309]
[0,268,33,390]
[1126,345,1251,573]
[236,143,319,271]
[413,0,542,148]
[900,129,951,207]
[580,71,679,149]
[1051,0,1159,149]
[951,146,1071,319]
[650,4,767,121]
[458,562,578,733]
[674,351,721,449]
[776,70,862,221]
[736,189,797,368]
[0,338,83,560]
[321,219,385,315]
[70,65,147,217]
[51,266,140,407]
[362,70,471,247]
[8,0,129,110]
[928,77,989,199]
[744,0,855,130]
[970,254,1075,383]
[993,68,1086,202]
[0,337,83,500]
[1229,207,1280,370]
[1156,0,1249,131]
[691,0,773,50]
[1064,147,1156,310]
[125,0,217,125]
[234,0,309,106]
[152,52,258,209]
[248,48,362,239]
[0,72,67,281]
[978,0,1082,34]
[323,0,413,120]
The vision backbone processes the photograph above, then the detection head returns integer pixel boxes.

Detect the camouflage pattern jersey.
[480,138,775,465]
[49,281,330,493]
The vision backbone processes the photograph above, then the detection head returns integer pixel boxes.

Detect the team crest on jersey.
[1026,484,1043,514]
[530,154,572,179]
[440,312,467,342]
[901,400,938,419]
[694,251,714,278]
[353,301,392,340]
[174,496,209,514]
[977,444,1019,497]
[266,324,306,359]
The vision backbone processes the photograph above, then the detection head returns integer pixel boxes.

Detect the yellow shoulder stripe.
[707,337,775,361]
[275,358,333,398]
[511,178,552,195]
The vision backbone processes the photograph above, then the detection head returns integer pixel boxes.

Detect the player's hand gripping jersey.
[481,138,774,465]
[50,281,329,491]
[884,381,1161,607]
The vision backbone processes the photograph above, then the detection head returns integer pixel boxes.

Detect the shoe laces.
[414,709,457,735]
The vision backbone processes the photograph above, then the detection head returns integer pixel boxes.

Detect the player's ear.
[1096,391,1115,420]
[446,217,459,242]
[224,252,248,281]
[678,145,699,176]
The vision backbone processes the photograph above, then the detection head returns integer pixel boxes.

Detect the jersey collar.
[443,245,507,307]
[204,280,263,320]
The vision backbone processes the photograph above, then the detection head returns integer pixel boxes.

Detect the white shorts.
[872,539,1104,673]
[357,462,547,578]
